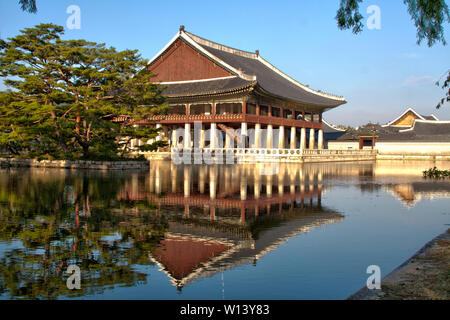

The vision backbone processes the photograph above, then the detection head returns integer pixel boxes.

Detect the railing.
[170,148,377,157]
[135,113,322,128]
[302,149,377,156]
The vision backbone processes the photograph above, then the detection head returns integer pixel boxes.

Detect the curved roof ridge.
[382,107,424,127]
[184,31,258,59]
[322,119,347,132]
[256,55,345,101]
[398,119,450,132]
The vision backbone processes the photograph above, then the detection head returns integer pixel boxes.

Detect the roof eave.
[253,84,346,111]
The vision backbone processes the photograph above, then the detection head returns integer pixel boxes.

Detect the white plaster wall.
[376,142,450,155]
[327,141,359,150]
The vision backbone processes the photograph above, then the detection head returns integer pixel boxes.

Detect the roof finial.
[179,25,185,32]
[255,50,259,56]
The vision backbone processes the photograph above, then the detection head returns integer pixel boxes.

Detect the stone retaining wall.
[0,158,149,170]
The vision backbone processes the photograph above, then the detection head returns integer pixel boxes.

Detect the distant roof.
[338,120,450,142]
[148,28,346,109]
[421,115,439,121]
[322,119,346,133]
[399,120,450,135]
[382,107,439,127]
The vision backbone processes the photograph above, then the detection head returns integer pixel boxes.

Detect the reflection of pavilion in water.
[119,162,343,290]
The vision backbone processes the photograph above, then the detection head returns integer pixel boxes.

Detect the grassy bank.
[379,229,449,300]
[349,229,450,300]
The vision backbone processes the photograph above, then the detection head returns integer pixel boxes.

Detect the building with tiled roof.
[140,26,346,151]
[328,109,450,157]
[382,107,439,128]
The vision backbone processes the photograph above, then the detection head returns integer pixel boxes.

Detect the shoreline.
[0,158,149,170]
[348,228,450,300]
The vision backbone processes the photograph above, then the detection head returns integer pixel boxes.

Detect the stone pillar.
[255,123,261,148]
[267,124,273,149]
[241,122,248,148]
[184,123,191,149]
[300,128,306,150]
[200,126,206,149]
[318,129,324,150]
[290,127,296,149]
[309,128,315,149]
[171,128,177,147]
[225,133,232,149]
[210,123,217,149]
[156,124,162,141]
[278,126,285,149]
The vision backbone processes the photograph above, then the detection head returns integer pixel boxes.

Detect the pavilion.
[140,26,346,152]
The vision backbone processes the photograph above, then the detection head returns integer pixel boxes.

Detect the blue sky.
[0,0,449,126]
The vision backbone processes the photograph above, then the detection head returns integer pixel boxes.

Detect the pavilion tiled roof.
[150,28,346,109]
[161,77,255,97]
[194,42,344,107]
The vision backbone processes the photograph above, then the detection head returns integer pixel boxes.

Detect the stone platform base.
[0,158,149,170]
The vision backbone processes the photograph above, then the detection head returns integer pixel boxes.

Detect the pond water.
[0,160,449,300]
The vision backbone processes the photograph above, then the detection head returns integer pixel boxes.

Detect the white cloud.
[402,75,433,87]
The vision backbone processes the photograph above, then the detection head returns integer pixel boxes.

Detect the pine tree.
[0,24,168,160]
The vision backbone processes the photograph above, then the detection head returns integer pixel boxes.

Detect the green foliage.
[423,167,450,179]
[336,0,450,46]
[336,0,450,109]
[0,170,168,299]
[403,0,450,46]
[18,0,37,13]
[0,24,168,160]
[436,70,450,109]
[336,0,364,34]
